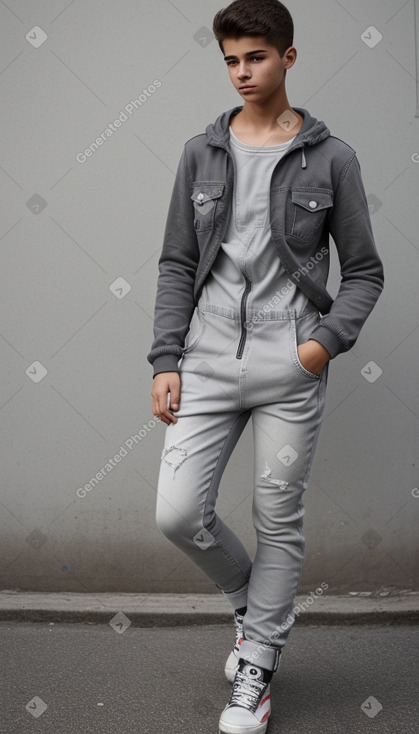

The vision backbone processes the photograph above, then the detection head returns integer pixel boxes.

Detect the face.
[222,35,297,102]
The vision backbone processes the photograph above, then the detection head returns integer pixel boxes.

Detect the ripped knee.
[260,460,290,491]
[161,443,188,478]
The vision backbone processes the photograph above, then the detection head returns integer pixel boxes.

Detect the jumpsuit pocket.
[182,307,206,355]
[290,188,333,242]
[191,183,225,231]
[289,313,323,380]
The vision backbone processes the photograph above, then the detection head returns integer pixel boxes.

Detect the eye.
[226,56,265,66]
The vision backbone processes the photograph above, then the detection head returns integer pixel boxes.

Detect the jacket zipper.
[236,275,251,359]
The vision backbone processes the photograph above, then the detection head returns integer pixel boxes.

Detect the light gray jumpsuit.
[155,126,328,673]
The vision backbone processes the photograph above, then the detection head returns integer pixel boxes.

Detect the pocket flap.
[191,184,225,205]
[291,189,333,212]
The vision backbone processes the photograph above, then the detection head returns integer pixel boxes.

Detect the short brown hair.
[212,0,294,59]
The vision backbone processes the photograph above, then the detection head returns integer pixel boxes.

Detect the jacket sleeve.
[309,152,384,358]
[146,145,200,376]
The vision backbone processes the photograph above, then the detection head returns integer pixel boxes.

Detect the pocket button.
[308,200,318,209]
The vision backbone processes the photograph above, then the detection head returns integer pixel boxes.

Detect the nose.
[237,63,250,79]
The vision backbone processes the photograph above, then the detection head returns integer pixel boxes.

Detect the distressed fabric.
[155,305,328,671]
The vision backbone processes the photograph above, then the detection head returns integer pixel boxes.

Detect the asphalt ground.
[1,620,417,734]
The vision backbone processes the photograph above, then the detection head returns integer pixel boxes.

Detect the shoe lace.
[228,669,267,713]
[234,612,244,649]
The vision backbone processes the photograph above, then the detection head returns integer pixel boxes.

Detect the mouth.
[239,85,256,91]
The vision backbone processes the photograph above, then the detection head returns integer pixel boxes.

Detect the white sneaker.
[219,659,272,734]
[224,609,245,683]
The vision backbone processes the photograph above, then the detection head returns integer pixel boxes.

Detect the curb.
[0,591,418,626]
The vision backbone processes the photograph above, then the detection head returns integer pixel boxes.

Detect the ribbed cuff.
[309,324,343,359]
[152,353,182,376]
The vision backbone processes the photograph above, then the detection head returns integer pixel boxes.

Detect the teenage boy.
[147,1,384,732]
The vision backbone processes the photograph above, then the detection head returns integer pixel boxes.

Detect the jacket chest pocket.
[191,183,225,231]
[289,188,333,242]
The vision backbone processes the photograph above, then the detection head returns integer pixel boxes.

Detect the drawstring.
[301,146,307,169]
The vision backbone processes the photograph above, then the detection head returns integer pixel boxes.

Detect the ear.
[282,45,297,70]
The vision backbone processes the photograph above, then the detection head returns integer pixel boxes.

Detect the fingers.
[168,377,180,413]
[151,372,181,426]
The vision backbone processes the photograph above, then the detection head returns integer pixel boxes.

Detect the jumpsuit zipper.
[236,275,251,359]
[227,151,252,361]
[216,133,307,361]
[224,149,252,361]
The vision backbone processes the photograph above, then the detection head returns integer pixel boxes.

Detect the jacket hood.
[205,105,330,168]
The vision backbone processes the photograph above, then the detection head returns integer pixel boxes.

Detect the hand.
[297,339,330,375]
[151,372,181,425]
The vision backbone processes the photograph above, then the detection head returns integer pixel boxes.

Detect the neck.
[237,90,296,131]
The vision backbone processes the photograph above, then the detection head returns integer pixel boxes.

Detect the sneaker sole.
[218,719,268,734]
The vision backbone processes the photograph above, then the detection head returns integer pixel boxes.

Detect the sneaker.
[219,659,272,734]
[224,609,245,683]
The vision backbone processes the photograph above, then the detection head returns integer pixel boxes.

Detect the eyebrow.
[223,49,268,61]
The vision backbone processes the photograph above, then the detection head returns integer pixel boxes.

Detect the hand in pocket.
[297,340,330,375]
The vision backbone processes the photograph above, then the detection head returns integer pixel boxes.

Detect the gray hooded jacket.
[147,105,384,376]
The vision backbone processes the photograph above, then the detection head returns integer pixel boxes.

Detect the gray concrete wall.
[0,0,418,593]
